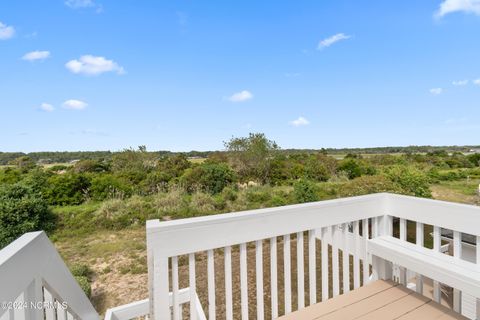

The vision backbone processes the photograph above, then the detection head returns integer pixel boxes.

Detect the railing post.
[152,252,170,320]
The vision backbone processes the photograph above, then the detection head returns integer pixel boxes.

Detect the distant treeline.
[1,145,479,165]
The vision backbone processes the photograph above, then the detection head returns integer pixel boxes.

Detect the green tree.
[224,133,279,183]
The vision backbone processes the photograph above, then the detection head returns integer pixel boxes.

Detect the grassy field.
[51,177,480,316]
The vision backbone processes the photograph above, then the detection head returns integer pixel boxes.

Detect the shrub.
[385,165,431,198]
[44,173,91,205]
[75,276,91,298]
[304,157,330,182]
[70,263,93,278]
[339,175,402,197]
[89,174,131,201]
[293,179,319,203]
[153,187,188,215]
[0,184,55,249]
[180,163,236,194]
[337,159,363,179]
[190,192,216,213]
[95,196,152,229]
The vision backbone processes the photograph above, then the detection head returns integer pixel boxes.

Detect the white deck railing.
[0,232,99,320]
[146,193,480,320]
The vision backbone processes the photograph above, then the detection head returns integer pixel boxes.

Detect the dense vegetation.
[1,133,480,249]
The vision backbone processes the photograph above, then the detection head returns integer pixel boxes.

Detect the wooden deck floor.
[279,280,468,320]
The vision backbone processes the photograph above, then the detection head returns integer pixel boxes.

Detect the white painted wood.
[342,223,350,294]
[189,253,197,320]
[433,226,441,303]
[331,225,339,297]
[308,230,316,305]
[269,238,278,319]
[477,236,480,320]
[453,231,462,313]
[207,250,215,320]
[296,232,305,309]
[172,256,180,320]
[255,240,264,320]
[44,288,55,320]
[146,193,389,257]
[353,221,360,289]
[368,236,480,298]
[283,235,292,314]
[362,219,369,285]
[239,243,248,320]
[0,232,98,320]
[373,217,378,238]
[321,227,329,302]
[224,246,233,320]
[415,222,424,295]
[399,218,407,286]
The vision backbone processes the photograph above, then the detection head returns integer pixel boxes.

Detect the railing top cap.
[0,231,45,265]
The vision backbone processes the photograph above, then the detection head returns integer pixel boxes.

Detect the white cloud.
[430,88,443,95]
[317,33,351,49]
[290,116,310,127]
[0,21,15,40]
[22,51,50,61]
[39,103,54,112]
[474,79,480,86]
[65,55,124,76]
[63,99,88,110]
[452,79,468,86]
[65,0,103,13]
[228,90,253,102]
[435,0,480,17]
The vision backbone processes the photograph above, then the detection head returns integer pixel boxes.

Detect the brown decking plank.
[355,291,430,320]
[278,280,396,320]
[315,285,413,320]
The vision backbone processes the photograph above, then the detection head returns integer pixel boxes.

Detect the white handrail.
[0,231,99,320]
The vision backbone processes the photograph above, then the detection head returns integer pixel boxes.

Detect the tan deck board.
[278,280,468,320]
[279,280,396,320]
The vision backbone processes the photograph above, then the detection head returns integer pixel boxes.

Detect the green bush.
[44,173,91,205]
[0,184,55,249]
[293,179,319,203]
[95,196,152,229]
[70,263,93,278]
[339,175,402,197]
[190,192,216,213]
[74,276,91,298]
[385,165,431,198]
[89,174,131,200]
[180,163,236,194]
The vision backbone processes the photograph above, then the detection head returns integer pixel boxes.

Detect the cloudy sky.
[1,0,480,152]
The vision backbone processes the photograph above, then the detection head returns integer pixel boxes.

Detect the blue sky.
[1,0,480,152]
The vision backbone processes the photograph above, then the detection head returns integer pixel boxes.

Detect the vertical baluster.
[172,256,180,320]
[44,288,55,320]
[342,223,350,294]
[189,253,197,320]
[321,227,329,301]
[308,230,317,305]
[297,232,305,310]
[240,243,249,320]
[224,246,233,320]
[353,221,360,289]
[476,236,480,319]
[270,237,278,318]
[284,235,292,314]
[453,231,462,313]
[373,217,378,238]
[207,250,215,320]
[399,219,407,285]
[362,219,370,285]
[331,225,340,297]
[416,223,424,294]
[433,226,441,303]
[256,240,264,320]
